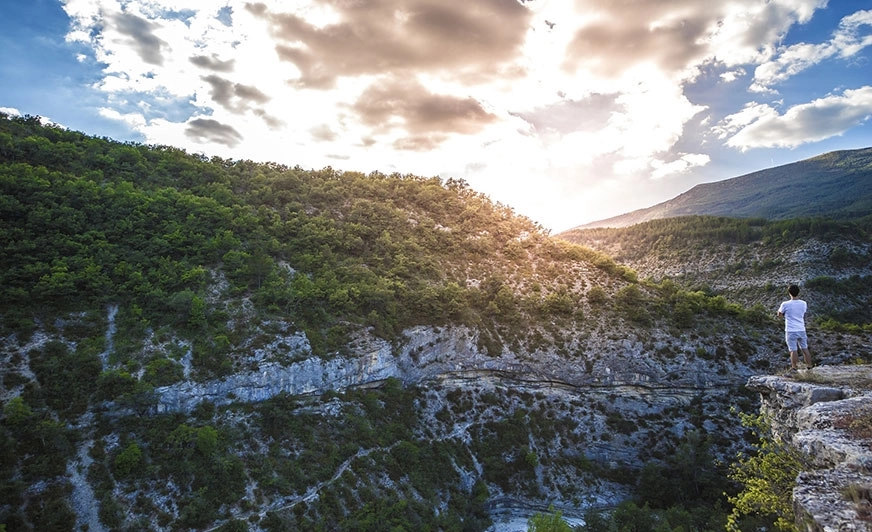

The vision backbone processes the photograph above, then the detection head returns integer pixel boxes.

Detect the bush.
[114,442,143,477]
[727,412,806,532]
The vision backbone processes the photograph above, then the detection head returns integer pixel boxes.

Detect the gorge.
[2,113,872,531]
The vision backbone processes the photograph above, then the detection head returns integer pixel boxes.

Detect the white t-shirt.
[778,299,807,332]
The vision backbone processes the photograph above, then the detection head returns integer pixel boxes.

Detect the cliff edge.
[747,365,872,531]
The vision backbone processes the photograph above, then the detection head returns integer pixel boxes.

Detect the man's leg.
[800,347,812,368]
[790,350,799,369]
[798,333,812,368]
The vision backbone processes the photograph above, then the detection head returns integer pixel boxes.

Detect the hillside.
[575,147,872,229]
[2,113,871,532]
[558,215,872,329]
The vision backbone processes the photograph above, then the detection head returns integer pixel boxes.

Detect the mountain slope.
[577,147,872,228]
[558,215,872,328]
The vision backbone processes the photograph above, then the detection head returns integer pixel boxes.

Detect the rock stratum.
[153,324,733,415]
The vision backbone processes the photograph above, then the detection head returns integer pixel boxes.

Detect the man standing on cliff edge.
[777,284,813,371]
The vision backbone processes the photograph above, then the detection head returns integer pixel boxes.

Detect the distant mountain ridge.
[576,147,872,228]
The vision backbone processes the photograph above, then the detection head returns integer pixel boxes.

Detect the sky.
[1,0,871,232]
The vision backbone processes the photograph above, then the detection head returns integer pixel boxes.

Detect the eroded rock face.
[747,366,872,532]
[154,326,476,413]
[153,324,743,414]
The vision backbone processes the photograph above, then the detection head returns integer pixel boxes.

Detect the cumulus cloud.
[751,9,872,92]
[352,76,497,137]
[202,75,270,114]
[248,0,531,88]
[720,69,746,83]
[563,0,713,78]
[717,86,872,149]
[111,12,167,66]
[190,54,235,72]
[394,134,449,152]
[185,118,245,147]
[561,0,825,81]
[309,124,337,142]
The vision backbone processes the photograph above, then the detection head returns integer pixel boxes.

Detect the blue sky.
[1,0,871,231]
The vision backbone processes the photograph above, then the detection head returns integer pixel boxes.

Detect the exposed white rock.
[153,324,743,414]
[747,366,872,532]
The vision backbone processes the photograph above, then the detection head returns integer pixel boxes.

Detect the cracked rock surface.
[747,365,872,532]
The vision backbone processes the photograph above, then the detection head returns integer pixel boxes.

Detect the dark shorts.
[785,331,808,351]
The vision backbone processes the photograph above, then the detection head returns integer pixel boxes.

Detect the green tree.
[727,413,805,532]
[527,505,572,532]
[114,442,143,477]
[610,501,655,532]
[3,396,33,426]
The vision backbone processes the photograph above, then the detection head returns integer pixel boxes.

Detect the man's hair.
[788,284,800,297]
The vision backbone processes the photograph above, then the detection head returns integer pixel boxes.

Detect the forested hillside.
[559,215,872,330]
[2,113,869,532]
[1,112,548,352]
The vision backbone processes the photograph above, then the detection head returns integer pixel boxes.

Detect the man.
[776,284,813,370]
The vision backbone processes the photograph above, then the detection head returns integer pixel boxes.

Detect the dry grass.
[833,408,872,441]
[841,484,872,522]
[789,365,872,391]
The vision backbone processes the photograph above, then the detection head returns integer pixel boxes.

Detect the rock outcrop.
[154,324,744,414]
[747,366,872,532]
[154,325,479,413]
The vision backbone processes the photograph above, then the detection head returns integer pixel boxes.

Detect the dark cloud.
[247,0,532,88]
[310,124,338,141]
[563,0,713,77]
[394,134,448,151]
[253,109,284,129]
[202,74,270,112]
[185,118,244,147]
[201,76,279,127]
[353,77,497,137]
[234,83,270,104]
[111,12,166,66]
[189,54,236,72]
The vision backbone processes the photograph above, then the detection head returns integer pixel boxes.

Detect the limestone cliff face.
[747,366,872,532]
[154,323,741,414]
[155,326,476,413]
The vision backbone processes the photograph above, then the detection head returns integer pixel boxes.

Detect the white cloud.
[98,107,147,129]
[700,0,826,67]
[751,9,872,92]
[719,86,872,150]
[650,153,712,179]
[719,68,746,83]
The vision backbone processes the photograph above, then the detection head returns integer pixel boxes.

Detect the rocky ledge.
[747,365,872,532]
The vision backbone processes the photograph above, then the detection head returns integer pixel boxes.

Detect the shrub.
[727,412,806,532]
[114,442,143,477]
